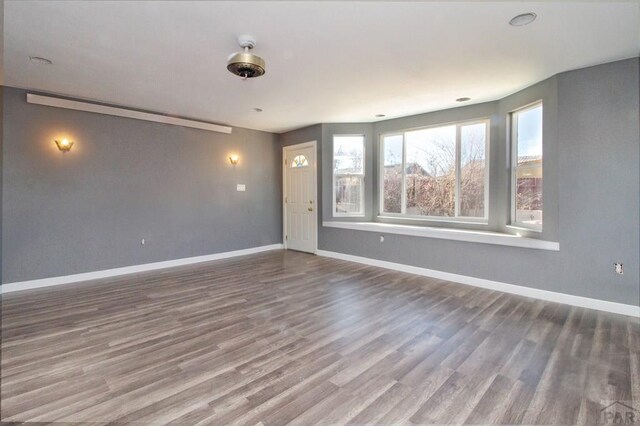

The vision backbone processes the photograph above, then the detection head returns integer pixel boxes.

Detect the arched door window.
[291,155,309,168]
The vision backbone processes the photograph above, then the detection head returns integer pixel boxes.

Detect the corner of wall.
[1,85,4,285]
[1,0,4,284]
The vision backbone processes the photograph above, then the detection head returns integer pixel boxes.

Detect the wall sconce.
[54,138,74,152]
[229,155,239,165]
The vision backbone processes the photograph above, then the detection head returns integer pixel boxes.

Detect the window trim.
[510,101,543,232]
[333,134,366,217]
[378,118,490,224]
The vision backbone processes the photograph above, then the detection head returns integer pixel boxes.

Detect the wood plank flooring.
[1,250,638,424]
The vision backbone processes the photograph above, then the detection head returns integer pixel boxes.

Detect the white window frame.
[379,118,490,224]
[333,134,366,217]
[510,101,543,232]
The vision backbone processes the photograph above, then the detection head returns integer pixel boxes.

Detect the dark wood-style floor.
[1,250,638,424]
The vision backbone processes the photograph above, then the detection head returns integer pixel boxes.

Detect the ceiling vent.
[227,35,266,80]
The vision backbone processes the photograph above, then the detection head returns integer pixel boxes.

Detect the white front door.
[284,144,317,253]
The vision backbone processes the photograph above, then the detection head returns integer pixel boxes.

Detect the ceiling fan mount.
[227,35,266,80]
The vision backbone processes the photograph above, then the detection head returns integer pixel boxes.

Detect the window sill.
[322,221,559,251]
[506,224,542,233]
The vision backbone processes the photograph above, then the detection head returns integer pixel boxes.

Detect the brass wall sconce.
[55,138,74,152]
[229,155,239,165]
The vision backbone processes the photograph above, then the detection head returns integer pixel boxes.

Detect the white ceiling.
[4,1,639,133]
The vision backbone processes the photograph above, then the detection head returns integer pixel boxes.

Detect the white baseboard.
[316,250,639,318]
[2,244,284,294]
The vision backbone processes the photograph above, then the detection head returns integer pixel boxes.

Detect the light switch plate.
[236,184,246,192]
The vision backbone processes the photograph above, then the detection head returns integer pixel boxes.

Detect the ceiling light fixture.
[29,56,52,65]
[509,12,537,27]
[227,35,266,80]
[456,97,471,102]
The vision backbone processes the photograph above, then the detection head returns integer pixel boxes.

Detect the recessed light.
[29,56,52,65]
[509,12,537,27]
[375,114,386,118]
[253,107,263,112]
[456,97,471,102]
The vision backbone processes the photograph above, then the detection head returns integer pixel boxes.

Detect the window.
[333,135,365,216]
[381,120,489,221]
[291,155,309,168]
[511,102,543,230]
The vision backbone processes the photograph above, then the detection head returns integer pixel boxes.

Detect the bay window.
[380,120,489,221]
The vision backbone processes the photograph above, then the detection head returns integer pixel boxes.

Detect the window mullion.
[360,175,365,214]
[401,134,406,215]
[455,125,461,217]
[379,137,383,216]
[510,114,518,225]
[484,120,490,221]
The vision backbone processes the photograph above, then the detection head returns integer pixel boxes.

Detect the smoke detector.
[227,35,266,80]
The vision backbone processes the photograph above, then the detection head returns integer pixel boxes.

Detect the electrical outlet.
[237,184,246,192]
[380,235,385,243]
[614,263,623,275]
[141,238,145,246]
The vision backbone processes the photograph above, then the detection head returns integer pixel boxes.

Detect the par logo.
[600,401,640,424]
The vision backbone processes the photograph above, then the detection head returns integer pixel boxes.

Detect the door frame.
[282,141,318,254]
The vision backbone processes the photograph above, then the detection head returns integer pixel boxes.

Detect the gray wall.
[555,58,639,304]
[0,8,3,284]
[2,87,282,283]
[282,58,639,305]
[0,86,3,284]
